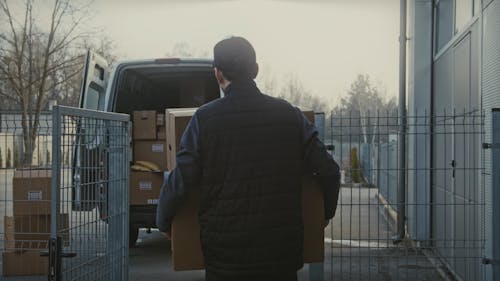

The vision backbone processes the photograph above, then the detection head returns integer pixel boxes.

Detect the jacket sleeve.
[156,112,202,232]
[299,109,341,220]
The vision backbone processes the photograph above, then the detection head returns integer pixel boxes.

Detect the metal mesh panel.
[326,109,485,281]
[51,106,130,281]
[0,111,53,280]
[0,106,129,281]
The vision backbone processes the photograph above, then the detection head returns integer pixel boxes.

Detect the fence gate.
[323,110,486,281]
[49,106,130,281]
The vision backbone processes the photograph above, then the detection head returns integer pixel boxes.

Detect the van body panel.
[78,55,219,244]
[104,59,215,112]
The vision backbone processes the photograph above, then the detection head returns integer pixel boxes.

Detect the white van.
[77,51,221,246]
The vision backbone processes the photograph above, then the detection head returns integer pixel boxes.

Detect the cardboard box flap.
[165,108,198,117]
[165,108,197,170]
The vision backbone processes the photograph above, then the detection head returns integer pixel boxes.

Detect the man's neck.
[220,80,231,91]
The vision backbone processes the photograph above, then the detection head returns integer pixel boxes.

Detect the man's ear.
[214,68,225,85]
[253,63,259,79]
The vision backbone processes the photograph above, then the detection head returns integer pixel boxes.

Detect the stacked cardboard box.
[129,170,163,205]
[130,110,166,206]
[4,214,69,251]
[164,108,324,270]
[157,113,166,140]
[133,111,167,170]
[4,169,70,276]
[2,251,49,276]
[12,169,51,215]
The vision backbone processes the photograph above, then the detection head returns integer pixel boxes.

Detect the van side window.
[85,82,105,110]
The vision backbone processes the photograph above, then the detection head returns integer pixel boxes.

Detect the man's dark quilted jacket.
[157,79,340,278]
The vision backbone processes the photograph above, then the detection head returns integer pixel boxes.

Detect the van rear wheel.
[129,226,139,247]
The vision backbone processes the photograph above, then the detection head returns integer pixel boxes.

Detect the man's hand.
[161,230,172,240]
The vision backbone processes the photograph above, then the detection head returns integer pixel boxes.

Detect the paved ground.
[0,167,445,281]
[129,187,444,281]
[129,229,310,281]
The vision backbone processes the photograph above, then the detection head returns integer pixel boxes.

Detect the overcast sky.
[74,0,400,106]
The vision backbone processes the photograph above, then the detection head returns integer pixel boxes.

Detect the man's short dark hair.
[213,36,258,81]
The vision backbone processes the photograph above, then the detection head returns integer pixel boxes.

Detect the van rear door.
[73,51,110,211]
[79,51,109,110]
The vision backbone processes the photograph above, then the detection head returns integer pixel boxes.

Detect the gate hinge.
[482,143,500,149]
[482,258,500,266]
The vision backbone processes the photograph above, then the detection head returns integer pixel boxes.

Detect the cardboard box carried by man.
[164,108,325,271]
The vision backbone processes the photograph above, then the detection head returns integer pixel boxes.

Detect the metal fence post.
[491,109,500,279]
[49,105,62,281]
[397,0,408,242]
[309,112,325,281]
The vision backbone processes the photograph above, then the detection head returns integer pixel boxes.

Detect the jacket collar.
[223,79,260,97]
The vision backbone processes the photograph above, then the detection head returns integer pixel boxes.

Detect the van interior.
[114,66,220,114]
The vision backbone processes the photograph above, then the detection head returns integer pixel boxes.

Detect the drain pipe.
[396,0,408,243]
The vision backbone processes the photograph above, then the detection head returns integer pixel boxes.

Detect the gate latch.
[482,258,500,266]
[43,237,77,281]
[482,143,500,149]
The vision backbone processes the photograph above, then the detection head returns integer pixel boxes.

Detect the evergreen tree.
[6,148,12,169]
[350,147,361,183]
[46,150,51,167]
[14,149,19,168]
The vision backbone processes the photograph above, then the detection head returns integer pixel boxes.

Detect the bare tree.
[0,0,92,165]
[332,74,398,143]
[52,36,117,107]
[165,42,209,58]
[278,74,327,113]
[256,64,277,96]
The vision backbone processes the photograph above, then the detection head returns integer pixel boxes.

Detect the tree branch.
[0,89,18,103]
[0,63,21,97]
[0,1,20,56]
[43,67,81,94]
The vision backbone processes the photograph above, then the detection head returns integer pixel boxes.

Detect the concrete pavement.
[130,187,444,281]
[0,167,444,280]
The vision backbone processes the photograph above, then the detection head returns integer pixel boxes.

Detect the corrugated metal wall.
[482,1,500,279]
[432,15,482,281]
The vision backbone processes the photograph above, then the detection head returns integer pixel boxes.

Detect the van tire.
[129,226,139,247]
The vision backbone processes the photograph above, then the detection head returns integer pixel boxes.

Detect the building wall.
[407,0,433,242]
[433,19,482,281]
[409,0,496,280]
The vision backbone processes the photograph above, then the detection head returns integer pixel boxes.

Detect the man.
[156,36,340,281]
